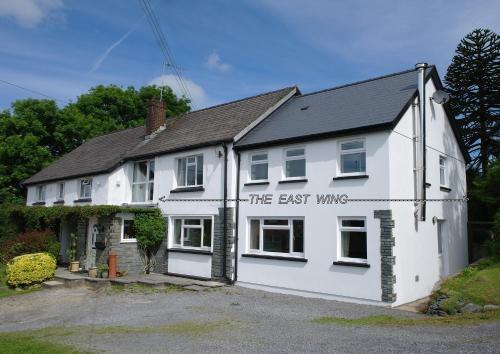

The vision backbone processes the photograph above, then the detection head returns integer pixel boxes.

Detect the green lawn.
[437,257,500,314]
[0,333,85,354]
[0,263,40,298]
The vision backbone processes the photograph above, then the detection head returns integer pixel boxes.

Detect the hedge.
[6,252,56,287]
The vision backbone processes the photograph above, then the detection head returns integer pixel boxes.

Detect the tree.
[133,212,166,274]
[445,28,500,173]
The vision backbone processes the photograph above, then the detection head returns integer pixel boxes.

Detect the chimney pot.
[145,99,166,135]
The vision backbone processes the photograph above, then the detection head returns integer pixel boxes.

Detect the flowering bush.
[6,252,56,287]
[0,229,60,263]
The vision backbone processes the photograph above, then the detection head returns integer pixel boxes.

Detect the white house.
[24,64,468,306]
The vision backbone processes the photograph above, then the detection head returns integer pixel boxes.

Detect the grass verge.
[0,332,86,354]
[0,263,41,298]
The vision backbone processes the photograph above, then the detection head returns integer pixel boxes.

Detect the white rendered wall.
[167,252,212,278]
[389,78,468,306]
[236,132,391,304]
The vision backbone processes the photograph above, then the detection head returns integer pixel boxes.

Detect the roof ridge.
[181,86,296,115]
[299,65,435,98]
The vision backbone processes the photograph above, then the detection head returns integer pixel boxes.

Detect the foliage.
[444,28,499,173]
[6,252,56,287]
[432,257,500,314]
[0,334,85,354]
[0,229,60,263]
[0,84,190,203]
[133,212,166,274]
[98,263,109,272]
[67,233,77,262]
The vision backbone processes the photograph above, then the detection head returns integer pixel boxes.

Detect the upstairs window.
[36,185,46,202]
[177,155,203,187]
[249,218,304,256]
[439,156,447,186]
[132,160,155,202]
[57,182,65,200]
[79,178,92,199]
[340,139,366,175]
[339,217,367,263]
[250,153,268,181]
[284,148,306,179]
[172,217,212,249]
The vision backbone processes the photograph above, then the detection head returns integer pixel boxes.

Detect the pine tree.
[445,28,499,173]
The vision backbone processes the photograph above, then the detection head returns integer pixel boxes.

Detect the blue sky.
[0,0,498,110]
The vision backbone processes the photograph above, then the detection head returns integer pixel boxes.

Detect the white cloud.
[205,51,232,72]
[149,74,208,108]
[0,0,65,28]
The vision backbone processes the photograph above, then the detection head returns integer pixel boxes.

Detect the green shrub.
[6,253,56,287]
[134,212,166,274]
[0,230,60,263]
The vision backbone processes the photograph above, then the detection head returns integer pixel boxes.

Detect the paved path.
[0,286,498,353]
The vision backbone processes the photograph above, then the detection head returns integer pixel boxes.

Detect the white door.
[437,220,446,278]
[85,217,98,270]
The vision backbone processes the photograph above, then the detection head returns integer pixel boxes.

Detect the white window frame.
[176,154,203,187]
[79,178,92,199]
[170,216,213,251]
[120,215,136,243]
[249,152,269,182]
[337,217,368,264]
[439,155,448,187]
[247,217,305,258]
[283,147,306,180]
[36,185,46,202]
[57,182,65,201]
[338,138,366,177]
[131,160,155,203]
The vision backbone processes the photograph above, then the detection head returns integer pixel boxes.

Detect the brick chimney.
[145,99,166,135]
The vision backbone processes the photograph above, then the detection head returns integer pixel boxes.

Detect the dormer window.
[79,178,92,199]
[132,161,155,203]
[177,155,203,187]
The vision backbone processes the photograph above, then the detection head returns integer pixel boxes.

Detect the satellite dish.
[431,90,450,104]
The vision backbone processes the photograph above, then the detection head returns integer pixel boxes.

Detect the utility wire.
[138,0,195,108]
[0,78,70,104]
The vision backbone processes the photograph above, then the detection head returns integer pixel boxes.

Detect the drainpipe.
[222,142,228,281]
[231,150,241,284]
[416,63,428,221]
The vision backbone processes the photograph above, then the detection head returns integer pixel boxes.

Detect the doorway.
[437,219,447,278]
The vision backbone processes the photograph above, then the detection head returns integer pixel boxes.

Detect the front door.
[85,217,98,270]
[437,220,446,278]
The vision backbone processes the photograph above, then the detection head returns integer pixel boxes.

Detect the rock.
[461,303,482,313]
[483,304,500,311]
[437,310,448,317]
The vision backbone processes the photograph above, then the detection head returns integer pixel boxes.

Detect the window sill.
[53,200,65,205]
[278,178,308,184]
[440,186,452,192]
[120,239,137,244]
[242,253,307,262]
[74,198,92,203]
[333,261,370,268]
[170,186,205,193]
[125,202,157,207]
[32,201,46,206]
[244,181,270,186]
[168,248,213,255]
[332,175,369,181]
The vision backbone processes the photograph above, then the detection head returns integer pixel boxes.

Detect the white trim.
[337,216,368,264]
[169,215,214,251]
[337,138,367,177]
[234,87,298,142]
[249,151,269,182]
[439,155,449,188]
[283,146,306,180]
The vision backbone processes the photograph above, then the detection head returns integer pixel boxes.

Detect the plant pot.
[101,271,108,279]
[69,261,80,272]
[88,267,98,278]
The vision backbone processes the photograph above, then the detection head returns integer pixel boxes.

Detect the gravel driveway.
[0,285,498,353]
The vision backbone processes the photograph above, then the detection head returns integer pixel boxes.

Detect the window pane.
[264,219,288,226]
[149,161,155,181]
[203,219,212,247]
[251,163,268,180]
[196,155,203,185]
[341,231,367,259]
[341,152,366,173]
[341,219,365,228]
[293,220,304,253]
[263,229,290,253]
[286,159,305,178]
[174,219,182,245]
[286,149,304,157]
[58,183,64,199]
[184,219,200,225]
[341,141,364,150]
[81,180,92,198]
[250,220,260,250]
[184,228,201,247]
[148,182,154,201]
[123,220,135,239]
[187,164,196,185]
[440,168,445,185]
[252,154,267,162]
[133,162,148,182]
[132,184,146,202]
[177,158,186,186]
[439,156,445,166]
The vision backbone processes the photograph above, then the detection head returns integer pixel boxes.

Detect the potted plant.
[66,233,79,272]
[88,266,98,278]
[98,263,109,278]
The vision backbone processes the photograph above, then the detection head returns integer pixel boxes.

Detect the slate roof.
[24,87,295,185]
[235,67,436,148]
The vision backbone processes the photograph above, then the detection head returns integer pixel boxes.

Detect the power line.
[0,78,70,104]
[138,0,195,108]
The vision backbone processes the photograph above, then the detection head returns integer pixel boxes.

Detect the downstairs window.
[172,217,212,250]
[249,218,304,256]
[338,217,367,263]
